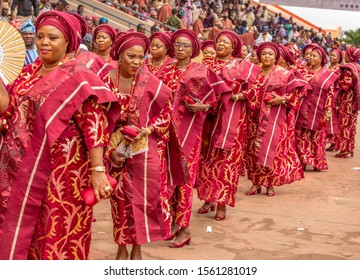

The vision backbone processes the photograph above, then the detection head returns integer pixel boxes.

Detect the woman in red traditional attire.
[325,47,343,151]
[0,11,119,260]
[241,42,306,197]
[201,40,216,60]
[333,46,360,158]
[94,24,118,68]
[161,29,231,247]
[196,30,260,220]
[295,44,339,171]
[104,32,184,259]
[145,31,175,78]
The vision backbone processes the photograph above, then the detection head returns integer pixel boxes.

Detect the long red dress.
[245,66,306,187]
[104,65,178,245]
[0,59,118,260]
[162,61,231,228]
[196,57,260,206]
[296,66,339,170]
[334,63,360,153]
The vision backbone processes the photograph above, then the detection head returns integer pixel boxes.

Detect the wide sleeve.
[148,98,172,141]
[339,69,353,91]
[73,96,111,150]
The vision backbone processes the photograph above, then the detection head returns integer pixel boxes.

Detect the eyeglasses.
[174,42,192,49]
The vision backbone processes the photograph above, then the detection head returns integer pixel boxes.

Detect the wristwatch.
[89,165,106,172]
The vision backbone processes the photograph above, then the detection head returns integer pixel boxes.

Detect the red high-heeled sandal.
[266,187,275,197]
[335,151,354,158]
[169,237,191,248]
[325,144,335,151]
[245,186,262,195]
[197,203,216,214]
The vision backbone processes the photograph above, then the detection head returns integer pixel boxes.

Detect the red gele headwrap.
[215,30,242,58]
[36,10,81,53]
[110,31,150,61]
[278,44,296,66]
[310,44,328,66]
[201,40,215,51]
[256,42,280,64]
[171,29,201,58]
[330,47,343,64]
[149,31,173,55]
[69,12,88,38]
[346,46,360,62]
[94,24,117,43]
[302,43,316,56]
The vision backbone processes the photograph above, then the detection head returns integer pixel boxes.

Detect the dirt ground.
[90,120,360,260]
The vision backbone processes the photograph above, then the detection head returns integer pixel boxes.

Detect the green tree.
[343,28,360,47]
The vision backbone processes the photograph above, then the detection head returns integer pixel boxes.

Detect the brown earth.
[90,120,360,260]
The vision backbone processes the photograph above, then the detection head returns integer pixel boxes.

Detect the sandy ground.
[90,120,360,260]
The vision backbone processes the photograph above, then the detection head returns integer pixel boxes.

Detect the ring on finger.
[104,185,112,192]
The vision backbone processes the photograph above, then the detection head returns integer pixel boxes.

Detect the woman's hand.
[110,150,127,165]
[230,93,246,101]
[185,98,210,113]
[90,171,113,201]
[266,93,286,106]
[132,126,153,142]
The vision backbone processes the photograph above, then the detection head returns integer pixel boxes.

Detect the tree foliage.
[344,28,360,47]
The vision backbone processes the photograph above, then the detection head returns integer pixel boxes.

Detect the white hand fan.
[0,21,26,85]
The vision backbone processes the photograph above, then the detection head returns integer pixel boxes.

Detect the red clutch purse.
[184,95,196,104]
[264,92,274,102]
[81,174,117,207]
[120,125,139,142]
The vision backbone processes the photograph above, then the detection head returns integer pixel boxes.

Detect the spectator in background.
[0,2,10,22]
[157,0,172,23]
[193,12,205,39]
[77,4,85,17]
[207,19,223,40]
[255,25,272,46]
[20,19,38,66]
[165,8,182,30]
[203,7,214,28]
[221,12,232,30]
[39,0,52,14]
[11,0,39,24]
[54,0,68,12]
[136,23,146,34]
[150,24,160,35]
[99,17,109,24]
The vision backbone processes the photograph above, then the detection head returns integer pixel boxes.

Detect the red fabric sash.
[340,62,360,111]
[211,59,261,150]
[298,68,339,131]
[255,66,306,168]
[174,62,230,160]
[154,57,176,79]
[0,61,119,260]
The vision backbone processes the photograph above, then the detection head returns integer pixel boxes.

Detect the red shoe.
[197,203,216,214]
[266,187,275,197]
[215,204,226,221]
[245,186,262,195]
[335,151,354,158]
[169,237,191,248]
[325,144,335,151]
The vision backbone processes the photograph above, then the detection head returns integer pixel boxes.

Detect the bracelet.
[281,98,286,105]
[89,165,106,172]
[204,105,210,112]
[106,147,116,160]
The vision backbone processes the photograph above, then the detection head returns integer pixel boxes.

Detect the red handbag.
[120,126,139,137]
[264,92,274,102]
[184,95,196,104]
[81,174,117,207]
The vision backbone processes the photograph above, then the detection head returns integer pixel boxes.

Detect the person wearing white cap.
[20,19,38,66]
